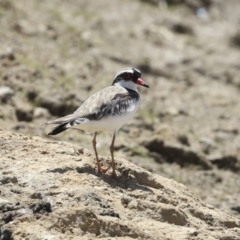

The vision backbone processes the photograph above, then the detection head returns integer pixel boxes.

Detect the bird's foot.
[97,165,109,174]
[110,170,123,181]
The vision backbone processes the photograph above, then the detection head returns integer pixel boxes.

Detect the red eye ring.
[123,72,131,80]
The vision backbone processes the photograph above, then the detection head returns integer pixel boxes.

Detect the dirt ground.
[1,130,240,239]
[1,0,240,239]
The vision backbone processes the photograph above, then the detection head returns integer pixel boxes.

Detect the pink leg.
[92,132,108,174]
[110,133,118,179]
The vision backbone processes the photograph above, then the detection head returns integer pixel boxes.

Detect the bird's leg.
[92,132,108,174]
[110,132,117,178]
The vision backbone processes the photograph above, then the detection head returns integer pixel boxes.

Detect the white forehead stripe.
[114,69,134,79]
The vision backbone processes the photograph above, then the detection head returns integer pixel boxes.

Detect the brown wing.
[73,86,128,118]
[74,86,140,121]
[45,86,127,125]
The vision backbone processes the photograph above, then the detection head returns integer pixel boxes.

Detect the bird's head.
[112,68,149,91]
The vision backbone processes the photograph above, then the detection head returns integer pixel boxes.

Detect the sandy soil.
[1,130,240,239]
[1,0,240,239]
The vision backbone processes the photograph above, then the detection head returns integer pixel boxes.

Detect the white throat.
[114,80,139,92]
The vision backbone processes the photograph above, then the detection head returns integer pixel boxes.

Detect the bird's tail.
[47,118,89,135]
[48,122,70,135]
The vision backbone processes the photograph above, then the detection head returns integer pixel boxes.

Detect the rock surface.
[0,130,240,240]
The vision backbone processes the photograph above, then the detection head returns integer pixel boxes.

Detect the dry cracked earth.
[1,0,240,239]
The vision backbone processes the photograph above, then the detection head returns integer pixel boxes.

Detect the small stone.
[30,192,43,199]
[0,227,13,240]
[231,206,240,213]
[0,86,14,103]
[177,134,190,146]
[167,107,179,116]
[15,101,33,122]
[30,202,52,214]
[2,213,13,223]
[200,137,216,147]
[196,7,209,20]
[121,195,132,206]
[33,107,50,119]
[171,22,194,35]
[200,137,216,154]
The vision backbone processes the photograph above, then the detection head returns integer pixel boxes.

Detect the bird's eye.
[123,72,131,80]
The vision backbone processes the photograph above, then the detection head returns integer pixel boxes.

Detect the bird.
[45,68,149,178]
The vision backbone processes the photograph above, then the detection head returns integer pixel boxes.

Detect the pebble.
[30,192,43,199]
[30,202,52,213]
[0,227,13,240]
[0,86,14,102]
[200,137,216,147]
[196,7,209,20]
[33,107,50,119]
[121,195,132,205]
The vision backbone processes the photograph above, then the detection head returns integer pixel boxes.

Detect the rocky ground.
[1,0,240,239]
[1,130,240,239]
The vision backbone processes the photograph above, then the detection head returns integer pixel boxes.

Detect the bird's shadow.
[76,165,154,193]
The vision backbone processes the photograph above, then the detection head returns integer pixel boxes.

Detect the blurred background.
[1,0,240,216]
